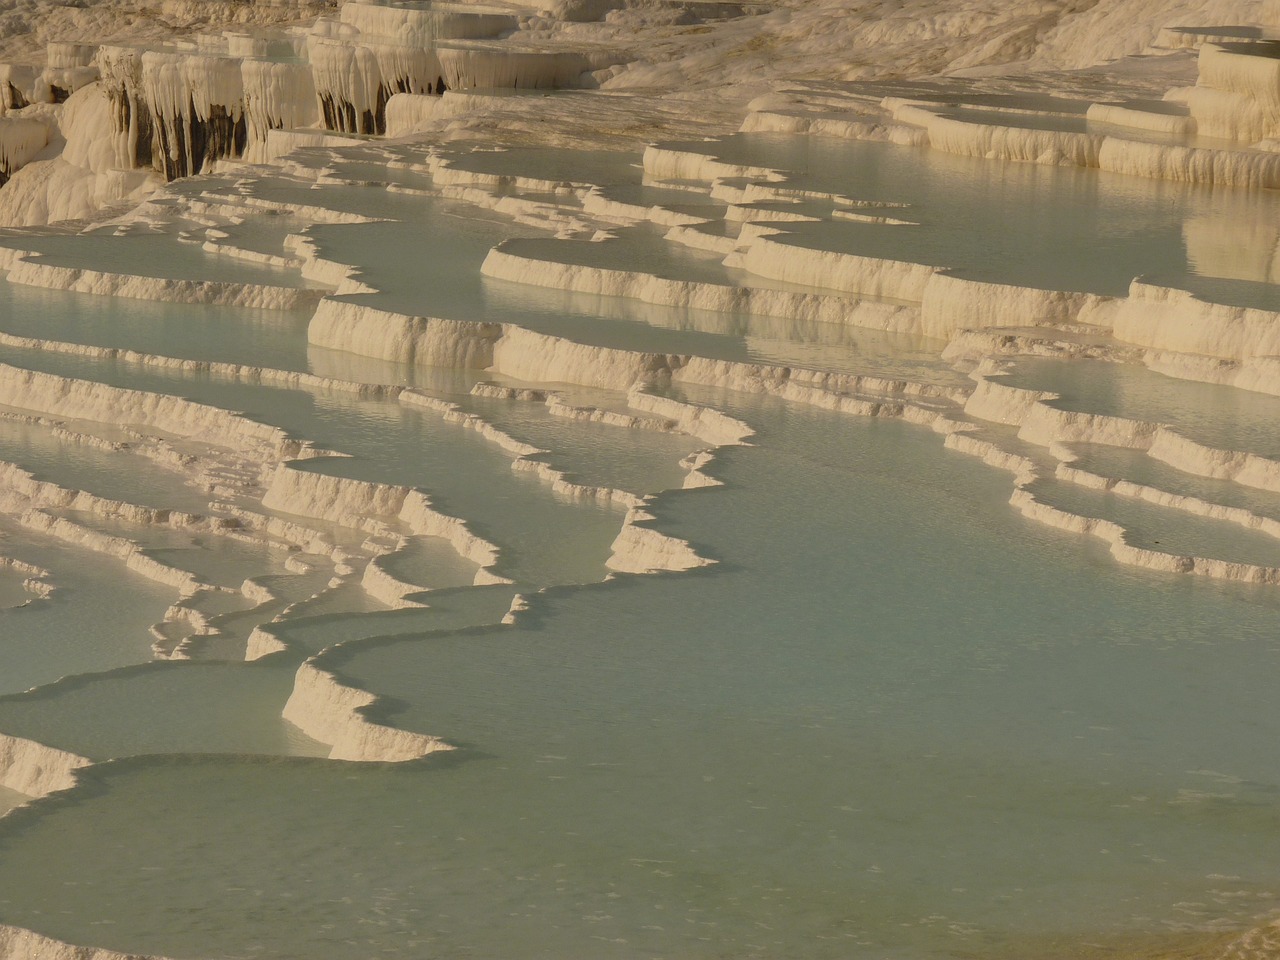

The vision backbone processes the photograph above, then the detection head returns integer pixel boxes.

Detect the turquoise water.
[0,128,1277,960]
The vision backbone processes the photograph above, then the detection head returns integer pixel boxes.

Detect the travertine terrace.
[0,0,1276,957]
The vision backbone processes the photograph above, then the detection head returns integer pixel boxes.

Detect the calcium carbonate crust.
[2,1,1280,956]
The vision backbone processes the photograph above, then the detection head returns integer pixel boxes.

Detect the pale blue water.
[0,127,1277,960]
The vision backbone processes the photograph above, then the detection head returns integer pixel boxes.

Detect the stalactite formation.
[3,83,26,111]
[0,0,615,182]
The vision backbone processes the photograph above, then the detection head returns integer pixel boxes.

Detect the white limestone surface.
[0,364,307,456]
[281,659,451,762]
[139,51,244,177]
[964,364,1280,495]
[0,733,90,798]
[626,391,754,447]
[436,43,598,91]
[0,924,173,960]
[735,232,935,302]
[1087,101,1197,135]
[307,34,396,135]
[0,2,1279,958]
[383,90,444,136]
[643,143,785,183]
[0,83,154,226]
[261,465,406,533]
[308,297,501,367]
[481,243,920,332]
[337,1,516,44]
[1009,485,1280,584]
[242,60,319,163]
[4,258,323,310]
[0,556,53,606]
[1105,280,1280,363]
[1097,135,1280,186]
[1197,42,1280,125]
[0,117,47,178]
[1178,84,1271,140]
[359,555,428,608]
[606,505,715,574]
[900,105,1105,167]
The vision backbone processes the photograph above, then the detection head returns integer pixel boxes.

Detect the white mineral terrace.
[0,0,1278,958]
